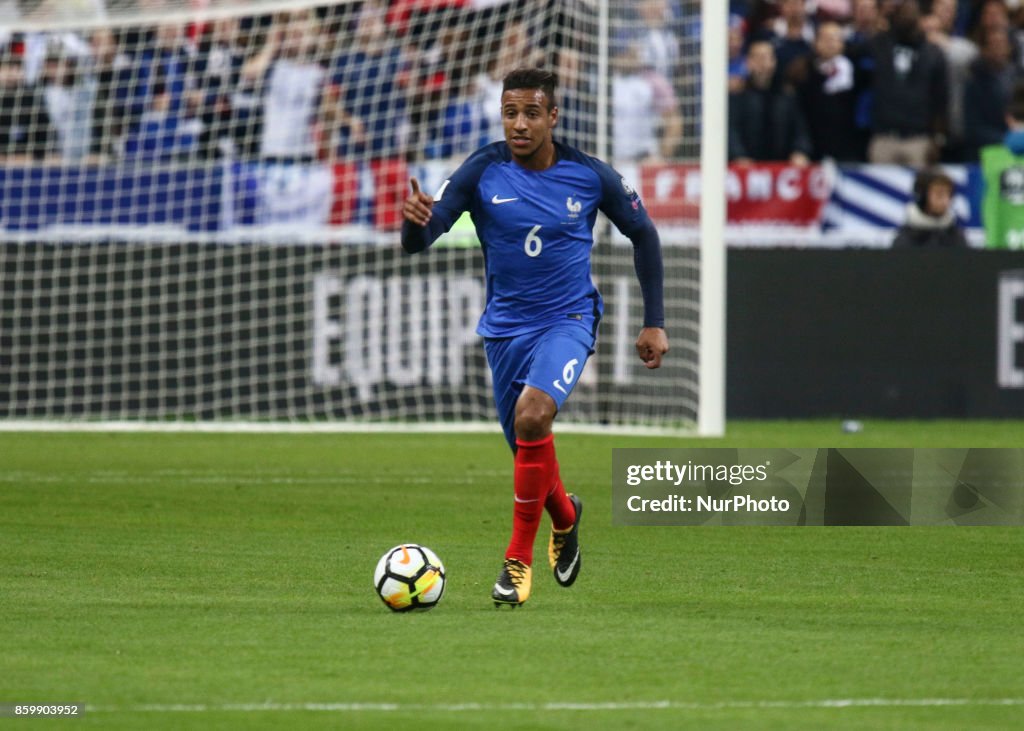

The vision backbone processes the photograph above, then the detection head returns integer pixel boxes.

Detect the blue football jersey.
[423,141,654,338]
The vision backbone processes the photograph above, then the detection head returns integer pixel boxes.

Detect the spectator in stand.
[551,46,596,153]
[0,48,55,161]
[243,9,327,162]
[920,0,980,161]
[142,22,195,124]
[418,22,490,159]
[472,19,541,145]
[402,8,476,160]
[965,1,1024,72]
[745,0,781,38]
[728,38,812,165]
[966,1,1015,45]
[964,26,1017,160]
[846,0,885,46]
[892,167,967,247]
[105,21,195,157]
[634,0,682,80]
[858,0,948,166]
[844,0,884,153]
[728,13,748,93]
[87,28,132,162]
[322,3,409,160]
[123,77,199,160]
[544,0,598,152]
[18,31,91,87]
[794,20,866,161]
[102,27,147,147]
[188,14,259,159]
[768,0,816,82]
[611,43,684,162]
[41,46,96,162]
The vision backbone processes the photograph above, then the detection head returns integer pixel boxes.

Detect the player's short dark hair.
[502,68,557,110]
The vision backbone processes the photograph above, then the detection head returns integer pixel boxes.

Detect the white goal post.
[0,0,726,436]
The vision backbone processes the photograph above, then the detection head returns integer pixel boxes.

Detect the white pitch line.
[85,698,1024,714]
[0,420,694,437]
[0,472,504,486]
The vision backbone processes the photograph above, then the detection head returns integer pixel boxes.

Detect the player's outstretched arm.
[400,177,434,253]
[636,327,669,370]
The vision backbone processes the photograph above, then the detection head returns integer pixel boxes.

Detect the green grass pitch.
[2,421,1023,730]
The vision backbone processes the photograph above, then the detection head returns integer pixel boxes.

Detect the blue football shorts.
[484,319,597,451]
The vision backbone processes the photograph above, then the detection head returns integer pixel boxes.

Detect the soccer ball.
[373,544,446,612]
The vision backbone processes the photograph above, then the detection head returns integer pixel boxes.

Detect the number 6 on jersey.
[524,225,542,257]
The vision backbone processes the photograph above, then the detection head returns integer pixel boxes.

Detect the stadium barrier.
[6,245,1020,421]
[0,161,985,247]
[728,249,1024,418]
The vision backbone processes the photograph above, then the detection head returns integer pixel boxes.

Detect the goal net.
[0,0,725,434]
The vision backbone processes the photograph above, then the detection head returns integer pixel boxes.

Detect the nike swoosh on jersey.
[491,195,519,204]
[493,584,517,596]
[555,551,580,583]
[513,495,540,503]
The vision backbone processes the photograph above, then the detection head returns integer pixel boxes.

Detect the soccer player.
[401,68,668,607]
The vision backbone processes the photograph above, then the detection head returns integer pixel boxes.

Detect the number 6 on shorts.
[552,358,580,395]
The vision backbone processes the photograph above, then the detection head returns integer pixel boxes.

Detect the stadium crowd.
[0,0,1020,169]
[729,0,1024,167]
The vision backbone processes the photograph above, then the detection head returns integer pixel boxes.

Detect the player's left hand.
[635,327,669,369]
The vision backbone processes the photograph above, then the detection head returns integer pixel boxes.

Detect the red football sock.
[545,462,576,532]
[504,435,556,565]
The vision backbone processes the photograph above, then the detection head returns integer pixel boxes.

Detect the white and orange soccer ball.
[373,544,446,612]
